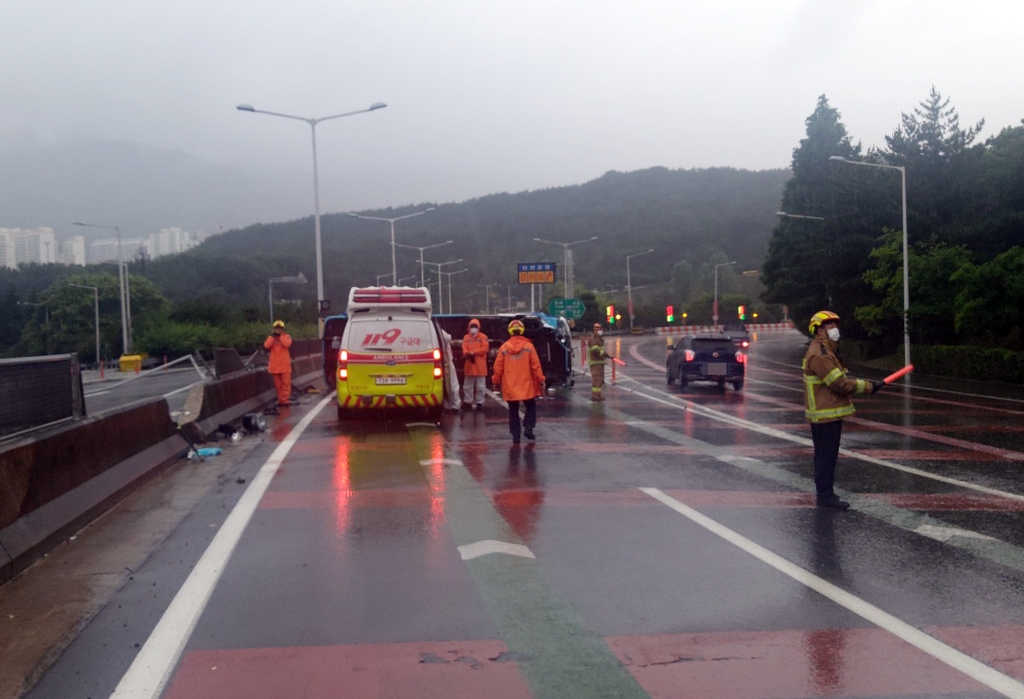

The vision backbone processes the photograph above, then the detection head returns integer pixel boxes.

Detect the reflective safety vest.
[588,335,607,366]
[802,338,870,423]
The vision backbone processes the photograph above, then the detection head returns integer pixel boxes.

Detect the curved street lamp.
[395,239,453,288]
[713,260,737,328]
[626,249,655,331]
[349,208,435,285]
[236,101,387,328]
[534,236,598,300]
[68,283,101,375]
[829,155,910,367]
[72,222,130,354]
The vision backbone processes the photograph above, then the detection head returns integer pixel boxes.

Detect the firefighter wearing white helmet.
[803,310,884,510]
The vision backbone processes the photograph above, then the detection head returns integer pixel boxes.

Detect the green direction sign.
[547,296,586,320]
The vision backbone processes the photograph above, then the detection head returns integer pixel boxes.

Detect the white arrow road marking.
[915,525,997,543]
[458,540,536,561]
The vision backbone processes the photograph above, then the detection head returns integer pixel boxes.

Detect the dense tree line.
[763,89,1024,351]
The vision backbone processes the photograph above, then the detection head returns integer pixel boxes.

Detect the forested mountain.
[142,166,787,313]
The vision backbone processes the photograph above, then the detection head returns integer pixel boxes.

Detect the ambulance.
[334,286,446,419]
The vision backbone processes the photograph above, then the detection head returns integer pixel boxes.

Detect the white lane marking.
[458,540,536,561]
[485,388,508,408]
[85,390,110,397]
[915,525,997,543]
[109,395,333,699]
[616,369,1024,507]
[418,457,464,467]
[640,487,1024,699]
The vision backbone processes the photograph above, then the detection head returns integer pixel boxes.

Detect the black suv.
[666,333,745,391]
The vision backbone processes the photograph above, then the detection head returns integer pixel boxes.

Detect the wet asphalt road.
[12,329,1024,699]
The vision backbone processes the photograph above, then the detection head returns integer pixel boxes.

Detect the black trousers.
[810,420,843,498]
[507,399,537,438]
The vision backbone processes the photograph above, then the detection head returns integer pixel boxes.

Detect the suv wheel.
[677,370,688,392]
[666,365,675,385]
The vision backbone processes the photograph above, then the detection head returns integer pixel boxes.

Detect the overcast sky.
[4,0,1023,214]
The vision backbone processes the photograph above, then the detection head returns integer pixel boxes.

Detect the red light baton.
[883,364,914,384]
[612,357,626,366]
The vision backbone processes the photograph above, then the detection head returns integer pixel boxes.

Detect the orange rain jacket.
[462,319,490,377]
[491,335,545,401]
[264,332,293,374]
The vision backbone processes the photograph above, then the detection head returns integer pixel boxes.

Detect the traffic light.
[666,305,674,323]
[737,305,746,320]
[606,305,615,324]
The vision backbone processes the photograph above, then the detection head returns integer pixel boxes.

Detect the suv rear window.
[691,339,733,353]
[348,318,435,352]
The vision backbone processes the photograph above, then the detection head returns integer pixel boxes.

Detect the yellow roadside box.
[119,354,143,372]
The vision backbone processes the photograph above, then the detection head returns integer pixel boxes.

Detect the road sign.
[518,262,556,284]
[547,296,586,320]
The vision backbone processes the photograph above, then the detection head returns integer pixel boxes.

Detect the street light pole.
[829,156,911,367]
[477,283,497,313]
[534,236,598,300]
[626,248,655,332]
[237,101,387,327]
[72,221,130,354]
[349,208,435,285]
[395,239,453,287]
[268,272,308,323]
[68,283,102,375]
[713,260,737,328]
[422,259,463,313]
[441,269,469,314]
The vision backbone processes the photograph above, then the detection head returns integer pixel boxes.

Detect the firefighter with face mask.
[462,318,489,410]
[803,310,884,510]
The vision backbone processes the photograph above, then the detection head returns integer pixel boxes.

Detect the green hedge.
[912,345,1024,384]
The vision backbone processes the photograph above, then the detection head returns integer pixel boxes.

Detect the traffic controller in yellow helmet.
[808,310,840,334]
[273,320,286,328]
[508,319,525,335]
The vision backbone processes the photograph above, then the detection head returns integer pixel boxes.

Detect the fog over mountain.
[0,136,313,241]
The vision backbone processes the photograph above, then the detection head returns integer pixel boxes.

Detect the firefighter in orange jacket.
[462,318,489,410]
[803,310,884,510]
[492,319,546,444]
[264,320,293,406]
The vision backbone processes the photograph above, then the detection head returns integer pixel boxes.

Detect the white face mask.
[470,327,479,336]
[596,330,603,336]
[826,327,841,342]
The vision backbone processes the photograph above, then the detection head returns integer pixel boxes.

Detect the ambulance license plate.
[375,376,406,386]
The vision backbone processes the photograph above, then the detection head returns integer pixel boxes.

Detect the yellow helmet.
[507,319,525,335]
[273,320,286,328]
[808,310,839,334]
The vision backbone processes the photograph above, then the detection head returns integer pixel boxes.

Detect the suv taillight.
[684,349,695,362]
[736,351,746,364]
[433,348,443,378]
[338,349,348,380]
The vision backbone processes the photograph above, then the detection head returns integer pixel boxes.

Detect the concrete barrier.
[0,350,324,585]
[0,398,183,583]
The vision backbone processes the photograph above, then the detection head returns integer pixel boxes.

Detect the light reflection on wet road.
[16,330,1024,699]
